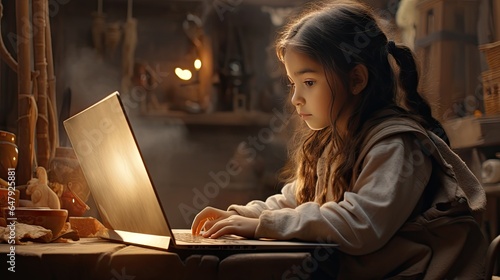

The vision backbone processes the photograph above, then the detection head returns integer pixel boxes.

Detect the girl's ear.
[349,64,369,95]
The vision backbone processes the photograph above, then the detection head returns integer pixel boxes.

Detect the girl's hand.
[201,215,259,239]
[191,206,238,236]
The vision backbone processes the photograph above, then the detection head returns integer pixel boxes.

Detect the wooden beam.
[16,0,34,185]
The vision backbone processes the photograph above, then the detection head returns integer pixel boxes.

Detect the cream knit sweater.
[228,117,487,279]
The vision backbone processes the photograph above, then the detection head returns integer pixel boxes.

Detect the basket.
[482,70,500,116]
[480,41,500,71]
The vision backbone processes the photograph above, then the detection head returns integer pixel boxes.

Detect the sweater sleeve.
[254,134,432,255]
[227,181,298,218]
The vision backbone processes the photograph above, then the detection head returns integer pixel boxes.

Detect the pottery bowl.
[4,207,68,237]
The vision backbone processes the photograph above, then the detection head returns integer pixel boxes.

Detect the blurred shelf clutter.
[480,41,500,116]
[444,113,500,241]
[443,116,500,149]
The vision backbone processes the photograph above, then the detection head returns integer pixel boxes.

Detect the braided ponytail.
[387,41,450,145]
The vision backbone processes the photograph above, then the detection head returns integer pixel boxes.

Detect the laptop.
[63,91,338,253]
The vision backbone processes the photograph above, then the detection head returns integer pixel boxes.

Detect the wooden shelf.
[141,110,276,126]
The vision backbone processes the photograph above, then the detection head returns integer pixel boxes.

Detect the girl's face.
[284,49,350,131]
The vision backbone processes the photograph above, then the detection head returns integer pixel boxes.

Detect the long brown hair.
[276,0,448,204]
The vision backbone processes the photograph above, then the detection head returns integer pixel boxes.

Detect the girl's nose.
[291,89,304,106]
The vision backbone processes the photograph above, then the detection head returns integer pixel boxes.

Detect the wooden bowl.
[4,207,68,237]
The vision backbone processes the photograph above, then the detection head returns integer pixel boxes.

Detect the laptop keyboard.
[174,232,244,243]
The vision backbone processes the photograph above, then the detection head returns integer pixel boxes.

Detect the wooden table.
[0,238,317,280]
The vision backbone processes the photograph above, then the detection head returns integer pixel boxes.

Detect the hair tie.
[387,40,396,54]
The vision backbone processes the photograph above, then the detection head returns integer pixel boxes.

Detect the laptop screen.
[64,92,171,237]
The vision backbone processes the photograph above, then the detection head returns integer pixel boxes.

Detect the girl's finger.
[202,220,223,238]
[194,217,209,235]
[203,218,214,231]
[195,216,217,235]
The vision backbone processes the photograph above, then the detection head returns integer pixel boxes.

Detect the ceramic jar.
[0,131,18,182]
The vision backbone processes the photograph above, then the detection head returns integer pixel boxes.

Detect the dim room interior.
[1,0,500,279]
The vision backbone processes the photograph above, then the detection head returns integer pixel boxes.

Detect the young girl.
[192,1,487,278]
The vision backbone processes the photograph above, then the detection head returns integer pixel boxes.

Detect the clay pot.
[60,185,90,217]
[0,131,18,181]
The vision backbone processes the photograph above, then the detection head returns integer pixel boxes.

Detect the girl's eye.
[304,81,315,87]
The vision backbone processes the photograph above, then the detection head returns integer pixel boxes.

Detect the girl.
[192,1,487,278]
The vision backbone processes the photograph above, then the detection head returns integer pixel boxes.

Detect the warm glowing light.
[175,67,192,80]
[12,157,16,161]
[72,198,75,204]
[194,59,202,70]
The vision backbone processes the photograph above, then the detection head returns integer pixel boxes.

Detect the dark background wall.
[0,0,402,228]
